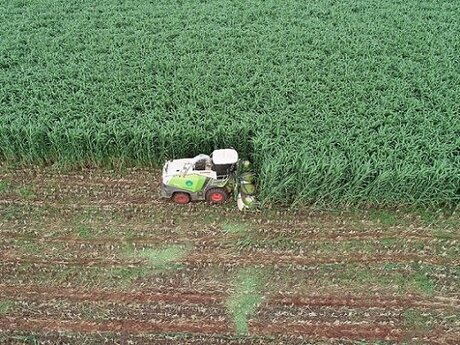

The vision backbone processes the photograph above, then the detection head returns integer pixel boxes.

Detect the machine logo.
[185,180,193,187]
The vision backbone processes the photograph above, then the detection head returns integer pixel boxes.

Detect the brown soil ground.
[0,167,459,344]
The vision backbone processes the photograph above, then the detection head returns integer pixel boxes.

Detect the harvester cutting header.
[161,149,256,210]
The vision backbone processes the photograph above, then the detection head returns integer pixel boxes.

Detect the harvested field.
[0,168,459,344]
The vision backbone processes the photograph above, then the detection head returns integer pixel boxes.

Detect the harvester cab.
[161,149,256,210]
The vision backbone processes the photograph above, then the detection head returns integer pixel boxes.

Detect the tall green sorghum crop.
[0,0,459,205]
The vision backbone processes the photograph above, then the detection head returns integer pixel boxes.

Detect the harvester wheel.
[206,188,228,204]
[172,192,191,204]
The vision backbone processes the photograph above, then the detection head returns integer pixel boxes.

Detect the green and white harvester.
[161,149,256,210]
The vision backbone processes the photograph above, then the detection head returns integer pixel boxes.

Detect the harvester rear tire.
[172,192,191,204]
[206,188,228,204]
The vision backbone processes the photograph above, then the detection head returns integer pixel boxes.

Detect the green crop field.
[1,0,459,205]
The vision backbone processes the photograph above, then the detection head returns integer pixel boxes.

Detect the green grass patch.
[226,268,264,335]
[310,263,444,295]
[107,267,150,287]
[385,263,436,295]
[77,225,93,239]
[380,238,398,247]
[403,309,432,330]
[17,240,41,254]
[416,208,442,226]
[222,222,248,234]
[17,186,35,199]
[0,205,22,221]
[431,229,457,240]
[130,245,189,270]
[367,210,399,226]
[0,180,11,194]
[9,334,40,345]
[0,301,13,314]
[413,272,435,295]
[72,210,98,225]
[71,210,128,238]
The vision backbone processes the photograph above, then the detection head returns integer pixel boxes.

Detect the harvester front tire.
[206,188,228,204]
[172,192,191,204]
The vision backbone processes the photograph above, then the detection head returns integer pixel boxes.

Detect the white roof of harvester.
[212,149,238,165]
[164,158,191,176]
